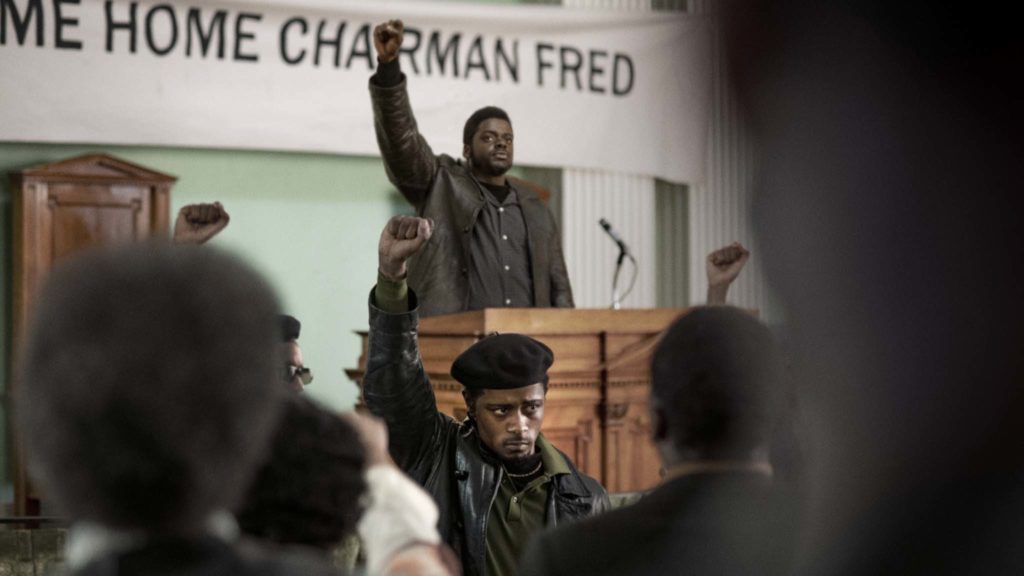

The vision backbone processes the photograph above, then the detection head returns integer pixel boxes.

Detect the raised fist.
[173,202,230,245]
[373,19,404,64]
[706,242,750,304]
[378,215,433,280]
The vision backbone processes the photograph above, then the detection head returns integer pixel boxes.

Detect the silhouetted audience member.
[279,314,313,392]
[724,1,1024,573]
[236,395,366,551]
[15,243,339,575]
[520,307,797,576]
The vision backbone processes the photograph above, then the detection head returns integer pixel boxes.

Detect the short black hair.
[237,395,366,549]
[16,242,284,532]
[463,106,512,146]
[280,314,301,342]
[650,307,784,460]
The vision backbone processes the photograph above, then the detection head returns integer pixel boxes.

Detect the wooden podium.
[347,307,692,493]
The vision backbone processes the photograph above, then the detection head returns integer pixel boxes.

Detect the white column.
[562,171,656,308]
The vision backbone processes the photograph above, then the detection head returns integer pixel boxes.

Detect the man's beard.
[471,154,511,177]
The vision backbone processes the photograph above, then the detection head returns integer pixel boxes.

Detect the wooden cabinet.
[8,153,176,516]
[347,307,692,493]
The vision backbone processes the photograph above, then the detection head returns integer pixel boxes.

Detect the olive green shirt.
[374,271,410,313]
[484,435,570,576]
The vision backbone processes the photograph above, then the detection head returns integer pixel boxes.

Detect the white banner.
[0,0,711,183]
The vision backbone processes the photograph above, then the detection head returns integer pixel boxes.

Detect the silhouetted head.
[16,242,283,534]
[237,395,366,549]
[650,307,784,466]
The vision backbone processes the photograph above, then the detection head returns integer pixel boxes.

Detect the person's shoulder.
[577,471,608,499]
[547,442,606,498]
[436,154,466,172]
[234,537,345,576]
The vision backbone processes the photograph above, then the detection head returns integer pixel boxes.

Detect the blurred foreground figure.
[173,201,313,394]
[520,307,797,576]
[724,1,1024,573]
[237,396,459,575]
[15,243,339,575]
[237,395,366,553]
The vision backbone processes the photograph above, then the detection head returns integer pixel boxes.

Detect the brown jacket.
[369,78,574,317]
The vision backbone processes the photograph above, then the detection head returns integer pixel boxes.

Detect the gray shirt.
[467,181,534,310]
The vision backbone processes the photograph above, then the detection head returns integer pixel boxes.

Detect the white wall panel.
[562,170,657,308]
[561,0,776,315]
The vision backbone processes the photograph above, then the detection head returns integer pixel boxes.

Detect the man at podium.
[363,216,608,576]
[369,19,574,317]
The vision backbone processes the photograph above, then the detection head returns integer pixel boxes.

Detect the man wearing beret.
[363,215,609,576]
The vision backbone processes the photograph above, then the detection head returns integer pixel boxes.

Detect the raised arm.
[362,216,446,480]
[706,242,750,304]
[344,411,457,576]
[370,19,438,207]
[172,202,230,245]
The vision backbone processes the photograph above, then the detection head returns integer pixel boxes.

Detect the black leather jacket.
[369,77,575,318]
[362,292,609,576]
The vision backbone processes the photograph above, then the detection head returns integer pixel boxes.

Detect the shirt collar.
[536,434,571,477]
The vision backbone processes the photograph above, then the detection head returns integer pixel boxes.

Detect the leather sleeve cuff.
[369,287,420,333]
[372,58,403,88]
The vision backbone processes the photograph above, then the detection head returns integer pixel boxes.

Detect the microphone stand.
[610,248,636,309]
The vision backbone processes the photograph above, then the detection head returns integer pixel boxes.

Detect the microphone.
[599,218,630,255]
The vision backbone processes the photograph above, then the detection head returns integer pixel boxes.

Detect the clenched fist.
[173,202,230,245]
[706,242,750,304]
[373,19,404,64]
[378,215,433,281]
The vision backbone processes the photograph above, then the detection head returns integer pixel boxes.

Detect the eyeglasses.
[284,364,314,386]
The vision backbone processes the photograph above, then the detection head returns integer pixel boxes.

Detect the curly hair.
[236,395,367,549]
[16,242,284,532]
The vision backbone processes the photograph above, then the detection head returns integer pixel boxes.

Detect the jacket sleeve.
[362,289,448,482]
[583,475,612,515]
[548,210,575,308]
[369,77,438,208]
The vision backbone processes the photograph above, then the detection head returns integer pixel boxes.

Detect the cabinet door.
[46,183,152,261]
[9,153,175,517]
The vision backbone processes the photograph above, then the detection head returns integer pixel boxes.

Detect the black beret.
[280,314,301,342]
[451,333,553,390]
